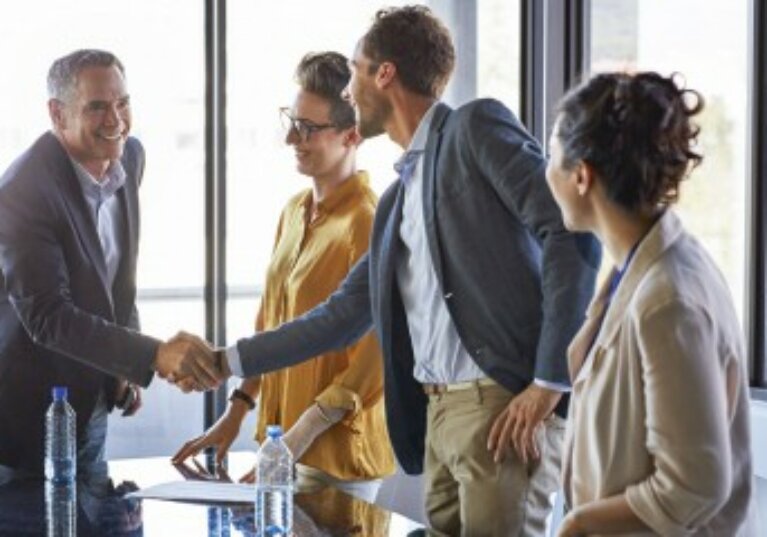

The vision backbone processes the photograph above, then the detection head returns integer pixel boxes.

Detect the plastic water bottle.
[45,386,76,484]
[255,425,293,536]
[45,480,76,537]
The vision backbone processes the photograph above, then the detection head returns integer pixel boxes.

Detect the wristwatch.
[228,388,255,410]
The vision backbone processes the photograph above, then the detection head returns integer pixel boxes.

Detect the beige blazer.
[562,211,753,536]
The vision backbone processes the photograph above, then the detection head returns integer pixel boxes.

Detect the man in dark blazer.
[203,7,599,536]
[0,49,221,479]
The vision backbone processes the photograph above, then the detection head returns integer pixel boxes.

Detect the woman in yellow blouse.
[547,72,754,536]
[173,52,394,501]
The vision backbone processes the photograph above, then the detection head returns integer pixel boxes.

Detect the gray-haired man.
[0,49,219,480]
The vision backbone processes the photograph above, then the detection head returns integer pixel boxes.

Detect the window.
[224,0,522,450]
[477,0,522,114]
[225,0,421,450]
[590,0,749,325]
[0,0,523,457]
[0,0,206,458]
[225,0,523,339]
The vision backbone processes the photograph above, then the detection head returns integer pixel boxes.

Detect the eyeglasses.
[279,107,336,142]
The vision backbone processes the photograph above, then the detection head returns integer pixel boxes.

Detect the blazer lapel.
[422,104,451,288]
[121,177,138,268]
[54,146,110,295]
[115,173,138,281]
[568,280,610,384]
[570,211,684,386]
[378,183,406,344]
[110,182,137,323]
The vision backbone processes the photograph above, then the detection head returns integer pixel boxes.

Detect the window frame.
[522,0,767,396]
[520,0,590,145]
[748,0,767,397]
[200,0,767,432]
[204,0,228,430]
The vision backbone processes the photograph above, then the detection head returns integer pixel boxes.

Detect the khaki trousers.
[424,383,564,537]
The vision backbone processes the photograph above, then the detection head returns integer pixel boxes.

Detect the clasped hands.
[153,331,231,392]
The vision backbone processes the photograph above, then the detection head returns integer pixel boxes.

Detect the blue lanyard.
[606,241,640,305]
[584,241,642,357]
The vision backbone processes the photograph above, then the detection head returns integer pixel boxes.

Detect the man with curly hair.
[205,7,600,535]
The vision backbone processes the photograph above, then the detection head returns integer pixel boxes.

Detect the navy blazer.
[235,100,600,474]
[0,132,160,473]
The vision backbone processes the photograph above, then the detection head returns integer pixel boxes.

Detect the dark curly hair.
[362,5,455,98]
[295,51,355,129]
[556,71,704,211]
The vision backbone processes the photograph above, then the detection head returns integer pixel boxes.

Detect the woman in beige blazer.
[546,71,754,536]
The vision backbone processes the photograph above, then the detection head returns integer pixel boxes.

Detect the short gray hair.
[47,49,125,102]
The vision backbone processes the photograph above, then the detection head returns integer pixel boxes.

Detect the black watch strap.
[229,388,256,410]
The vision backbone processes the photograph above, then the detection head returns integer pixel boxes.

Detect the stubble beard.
[356,97,391,140]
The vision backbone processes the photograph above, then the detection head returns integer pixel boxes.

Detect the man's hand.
[487,384,562,464]
[114,380,142,417]
[153,331,224,391]
[173,341,232,393]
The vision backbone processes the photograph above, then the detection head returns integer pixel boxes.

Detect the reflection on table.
[0,454,424,536]
[227,486,408,536]
[0,470,142,536]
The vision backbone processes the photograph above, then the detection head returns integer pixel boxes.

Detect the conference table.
[0,453,425,536]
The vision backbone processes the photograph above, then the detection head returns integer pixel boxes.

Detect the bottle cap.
[52,386,68,401]
[266,425,283,439]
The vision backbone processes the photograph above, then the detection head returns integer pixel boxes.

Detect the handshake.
[153,331,232,392]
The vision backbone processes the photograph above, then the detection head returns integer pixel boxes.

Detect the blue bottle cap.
[266,425,283,439]
[52,386,68,401]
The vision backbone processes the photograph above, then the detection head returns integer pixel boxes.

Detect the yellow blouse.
[254,171,394,481]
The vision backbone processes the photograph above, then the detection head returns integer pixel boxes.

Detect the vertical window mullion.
[204,0,228,431]
[748,0,767,391]
[521,0,591,146]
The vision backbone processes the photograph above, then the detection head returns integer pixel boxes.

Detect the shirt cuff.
[315,385,362,421]
[224,344,244,378]
[533,378,571,392]
[625,482,687,537]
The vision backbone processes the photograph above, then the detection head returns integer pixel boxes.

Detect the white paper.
[127,480,256,504]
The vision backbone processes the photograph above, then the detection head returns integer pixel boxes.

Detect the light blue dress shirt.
[70,159,126,291]
[395,103,486,384]
[397,104,567,391]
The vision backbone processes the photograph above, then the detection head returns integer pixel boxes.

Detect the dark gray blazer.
[235,100,600,474]
[0,133,160,473]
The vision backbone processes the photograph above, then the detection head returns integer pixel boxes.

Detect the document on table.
[127,480,256,504]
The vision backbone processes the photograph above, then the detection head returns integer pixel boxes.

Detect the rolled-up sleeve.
[316,201,383,422]
[314,330,383,422]
[625,298,732,536]
[315,212,384,428]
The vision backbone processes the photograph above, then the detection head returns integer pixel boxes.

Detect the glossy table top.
[0,453,424,536]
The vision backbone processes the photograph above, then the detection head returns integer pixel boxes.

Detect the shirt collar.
[408,101,439,153]
[305,170,371,216]
[394,101,440,172]
[70,158,126,204]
